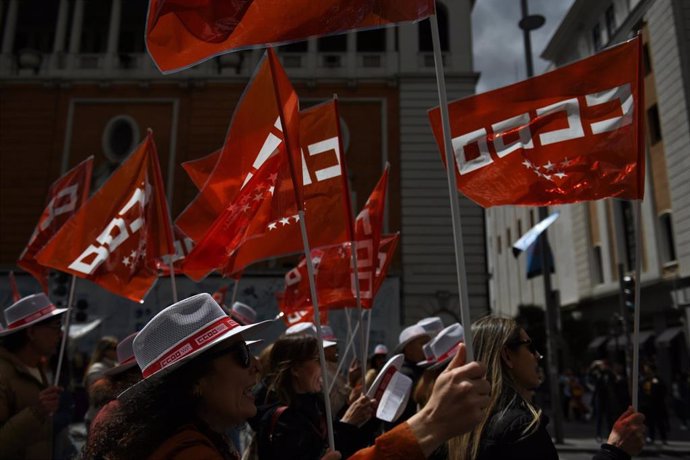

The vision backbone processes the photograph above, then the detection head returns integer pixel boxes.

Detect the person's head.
[324,344,338,363]
[1,293,66,363]
[413,365,445,408]
[268,334,321,404]
[90,336,118,365]
[395,325,431,364]
[449,316,543,460]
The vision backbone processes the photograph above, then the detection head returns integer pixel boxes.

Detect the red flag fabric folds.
[18,157,93,292]
[36,133,175,302]
[147,0,435,73]
[428,37,644,208]
[182,149,220,191]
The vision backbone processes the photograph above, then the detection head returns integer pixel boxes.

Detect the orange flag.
[182,149,220,191]
[428,37,644,207]
[176,49,301,244]
[220,99,352,276]
[36,133,175,302]
[147,0,435,73]
[18,157,93,292]
[280,168,391,312]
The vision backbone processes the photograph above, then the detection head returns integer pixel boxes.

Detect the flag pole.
[298,210,336,451]
[329,319,361,394]
[8,271,21,302]
[631,199,643,410]
[430,13,474,360]
[231,278,241,305]
[168,262,178,303]
[54,275,77,385]
[267,48,335,452]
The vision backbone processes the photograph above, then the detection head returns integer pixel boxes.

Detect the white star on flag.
[241,203,251,213]
[521,159,534,169]
[560,158,572,167]
[269,173,278,182]
[129,250,137,260]
[543,161,555,171]
[280,217,291,226]
[268,222,278,231]
[253,192,264,202]
[555,172,567,179]
[292,214,300,222]
[122,256,131,267]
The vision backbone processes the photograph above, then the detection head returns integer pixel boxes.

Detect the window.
[497,236,502,255]
[592,23,602,52]
[357,29,386,52]
[282,41,308,52]
[13,0,60,54]
[592,245,605,284]
[647,105,663,144]
[530,209,536,227]
[605,5,616,40]
[659,212,677,263]
[642,43,652,75]
[618,201,636,271]
[517,219,523,238]
[318,34,347,52]
[418,3,448,52]
[81,1,111,53]
[102,115,140,163]
[507,228,512,247]
[118,0,147,54]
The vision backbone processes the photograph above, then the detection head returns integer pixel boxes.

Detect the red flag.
[212,284,229,307]
[372,232,399,295]
[182,149,220,190]
[176,49,301,244]
[277,294,329,327]
[428,37,644,207]
[36,133,175,302]
[220,99,352,275]
[18,157,93,292]
[8,271,21,302]
[181,154,287,281]
[280,168,391,312]
[157,225,195,275]
[147,0,435,73]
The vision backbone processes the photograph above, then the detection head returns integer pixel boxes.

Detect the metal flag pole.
[298,210,336,451]
[168,262,178,303]
[54,275,77,385]
[231,278,241,305]
[631,199,643,410]
[329,320,362,394]
[350,241,368,391]
[429,13,474,360]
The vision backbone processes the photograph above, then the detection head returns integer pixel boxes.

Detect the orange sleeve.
[347,422,426,460]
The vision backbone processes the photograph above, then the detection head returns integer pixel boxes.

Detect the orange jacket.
[148,425,239,460]
[348,422,425,460]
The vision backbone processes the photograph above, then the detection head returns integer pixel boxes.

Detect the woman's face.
[292,357,322,394]
[197,339,259,427]
[504,329,542,394]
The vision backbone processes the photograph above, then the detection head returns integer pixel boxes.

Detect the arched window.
[418,3,448,52]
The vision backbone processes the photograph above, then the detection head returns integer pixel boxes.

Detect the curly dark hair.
[82,344,235,459]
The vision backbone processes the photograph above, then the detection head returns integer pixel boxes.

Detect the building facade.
[487,0,690,381]
[0,0,488,349]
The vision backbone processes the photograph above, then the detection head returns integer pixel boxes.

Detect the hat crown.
[285,322,316,336]
[231,301,257,325]
[417,317,444,337]
[320,325,336,341]
[426,323,464,360]
[133,294,230,371]
[374,344,388,355]
[117,332,137,363]
[4,293,53,326]
[398,324,428,345]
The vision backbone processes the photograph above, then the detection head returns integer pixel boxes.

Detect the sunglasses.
[227,340,252,369]
[511,338,542,358]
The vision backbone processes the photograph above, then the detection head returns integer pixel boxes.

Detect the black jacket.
[478,402,631,460]
[250,392,369,460]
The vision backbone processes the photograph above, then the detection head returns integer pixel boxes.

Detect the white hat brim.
[118,318,274,400]
[0,307,68,337]
[392,332,431,355]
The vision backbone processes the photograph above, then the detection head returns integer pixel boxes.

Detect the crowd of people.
[560,359,690,444]
[1,292,648,459]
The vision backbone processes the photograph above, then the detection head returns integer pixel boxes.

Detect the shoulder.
[148,425,224,460]
[484,406,539,445]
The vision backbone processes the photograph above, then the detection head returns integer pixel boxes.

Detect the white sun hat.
[393,324,431,355]
[416,317,444,338]
[417,323,464,370]
[103,332,139,377]
[0,293,67,337]
[230,301,258,326]
[285,322,337,348]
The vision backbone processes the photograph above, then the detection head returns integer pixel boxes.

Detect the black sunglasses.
[510,338,540,357]
[228,340,252,369]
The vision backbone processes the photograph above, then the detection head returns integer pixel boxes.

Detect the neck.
[516,385,534,402]
[15,346,42,368]
[195,406,232,434]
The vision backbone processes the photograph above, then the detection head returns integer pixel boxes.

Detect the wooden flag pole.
[631,199,643,410]
[298,210,336,451]
[430,13,475,360]
[54,275,77,385]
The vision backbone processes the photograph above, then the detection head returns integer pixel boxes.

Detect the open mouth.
[243,385,255,401]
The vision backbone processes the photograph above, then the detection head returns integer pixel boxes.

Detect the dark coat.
[251,392,368,460]
[478,402,631,460]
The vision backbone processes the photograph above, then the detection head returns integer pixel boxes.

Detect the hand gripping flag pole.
[268,50,335,452]
[430,11,475,361]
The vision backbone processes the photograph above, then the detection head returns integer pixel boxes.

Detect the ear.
[501,347,515,369]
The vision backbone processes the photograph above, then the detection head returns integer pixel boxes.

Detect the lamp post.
[518,0,564,444]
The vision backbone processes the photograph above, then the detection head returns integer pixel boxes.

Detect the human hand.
[407,343,490,457]
[341,394,376,427]
[34,386,63,417]
[607,406,646,455]
[348,358,362,387]
[320,449,341,460]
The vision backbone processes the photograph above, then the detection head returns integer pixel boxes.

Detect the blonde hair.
[448,316,541,460]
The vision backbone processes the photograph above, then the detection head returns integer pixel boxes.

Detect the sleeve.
[0,377,47,458]
[347,422,425,460]
[591,444,630,460]
[264,411,318,460]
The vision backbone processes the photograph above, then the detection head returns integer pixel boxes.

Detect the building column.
[306,37,317,78]
[68,0,84,69]
[51,0,70,69]
[386,26,396,73]
[346,31,356,80]
[0,0,19,71]
[105,0,122,70]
